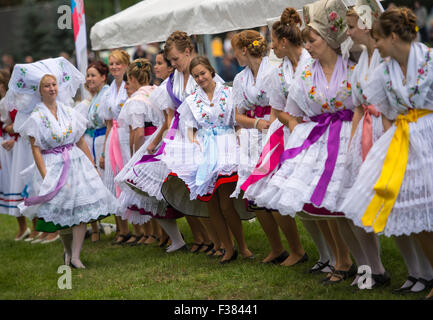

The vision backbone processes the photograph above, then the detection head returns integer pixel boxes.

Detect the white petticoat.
[161,129,238,200]
[2,137,33,216]
[339,113,433,236]
[0,136,15,215]
[253,120,353,217]
[103,126,130,202]
[339,113,384,200]
[18,145,118,227]
[231,127,265,198]
[114,127,169,217]
[242,119,290,206]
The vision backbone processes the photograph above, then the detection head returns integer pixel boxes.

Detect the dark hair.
[88,60,109,83]
[372,7,417,43]
[157,50,172,68]
[189,56,216,78]
[272,7,303,47]
[164,31,194,56]
[0,69,10,92]
[231,30,267,58]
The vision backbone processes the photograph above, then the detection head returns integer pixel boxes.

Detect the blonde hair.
[39,74,57,94]
[127,58,152,85]
[231,30,267,58]
[108,49,130,66]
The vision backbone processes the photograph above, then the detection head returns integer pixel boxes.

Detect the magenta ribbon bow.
[24,143,74,206]
[279,109,353,206]
[240,124,285,191]
[246,106,271,118]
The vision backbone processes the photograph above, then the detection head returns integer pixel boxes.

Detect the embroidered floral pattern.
[382,48,431,109]
[194,86,230,127]
[301,61,353,112]
[278,62,289,98]
[36,107,73,143]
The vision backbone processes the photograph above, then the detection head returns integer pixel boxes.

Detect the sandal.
[190,243,204,253]
[308,260,330,273]
[111,233,131,245]
[158,237,170,248]
[126,234,144,246]
[322,264,357,285]
[200,243,214,253]
[91,231,100,243]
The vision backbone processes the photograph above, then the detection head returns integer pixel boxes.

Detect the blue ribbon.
[86,127,107,162]
[195,126,234,187]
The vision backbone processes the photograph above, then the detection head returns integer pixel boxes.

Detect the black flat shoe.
[371,272,391,289]
[293,253,309,265]
[220,250,238,264]
[404,278,433,294]
[392,276,418,294]
[264,251,289,264]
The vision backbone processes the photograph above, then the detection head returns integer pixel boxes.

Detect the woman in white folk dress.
[340,8,433,299]
[99,50,131,244]
[6,57,117,269]
[161,56,255,263]
[238,10,312,267]
[253,0,358,284]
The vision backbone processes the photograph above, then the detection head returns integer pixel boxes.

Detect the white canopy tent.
[90,0,313,51]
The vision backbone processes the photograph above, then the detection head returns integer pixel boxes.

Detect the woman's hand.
[1,139,15,151]
[4,124,14,135]
[256,119,271,132]
[99,155,105,170]
[146,141,158,154]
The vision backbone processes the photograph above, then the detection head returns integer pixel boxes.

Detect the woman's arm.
[382,114,393,132]
[234,109,270,131]
[275,109,302,133]
[99,119,112,169]
[349,105,364,145]
[29,136,47,179]
[76,136,96,167]
[133,127,145,153]
[147,109,172,154]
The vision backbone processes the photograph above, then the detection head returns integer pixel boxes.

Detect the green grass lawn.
[0,213,422,300]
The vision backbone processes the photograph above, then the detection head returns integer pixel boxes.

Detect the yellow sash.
[361,109,433,233]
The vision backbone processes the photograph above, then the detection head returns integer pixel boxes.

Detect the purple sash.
[133,73,181,173]
[279,109,353,206]
[24,143,74,206]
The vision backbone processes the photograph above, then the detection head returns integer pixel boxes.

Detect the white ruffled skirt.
[1,137,33,216]
[231,127,265,198]
[253,120,353,217]
[339,113,433,236]
[0,136,14,215]
[103,126,130,203]
[114,126,169,219]
[242,119,289,207]
[19,145,118,227]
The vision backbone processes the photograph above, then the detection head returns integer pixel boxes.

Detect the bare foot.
[144,235,158,244]
[137,235,149,245]
[44,232,59,241]
[239,248,254,259]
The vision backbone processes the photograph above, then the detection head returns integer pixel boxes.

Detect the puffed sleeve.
[17,110,44,147]
[232,71,249,114]
[150,79,176,112]
[363,63,398,120]
[178,98,199,130]
[264,66,287,111]
[96,88,114,121]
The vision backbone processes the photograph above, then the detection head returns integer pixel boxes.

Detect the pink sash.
[361,104,380,161]
[109,120,124,197]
